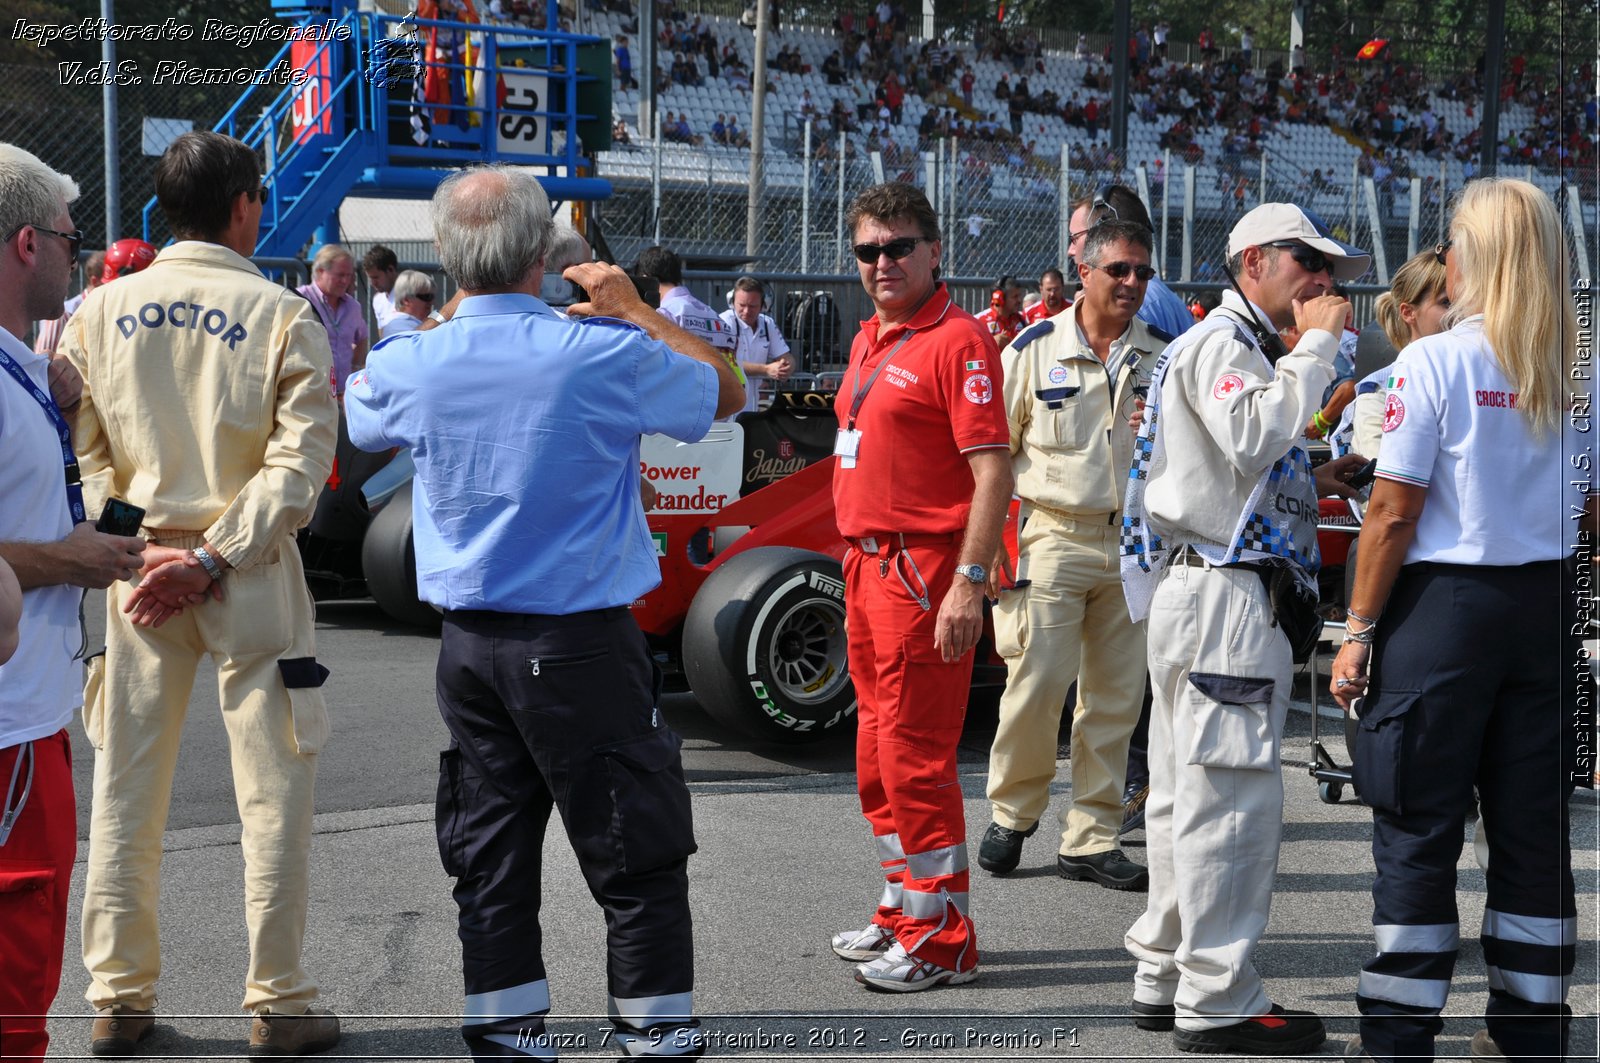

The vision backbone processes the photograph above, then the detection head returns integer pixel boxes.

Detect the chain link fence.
[0,63,245,246]
[591,135,1596,287]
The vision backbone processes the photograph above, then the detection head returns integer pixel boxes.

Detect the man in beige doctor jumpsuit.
[59,130,340,1057]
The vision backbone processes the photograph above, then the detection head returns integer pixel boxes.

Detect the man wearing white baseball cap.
[1117,203,1369,1055]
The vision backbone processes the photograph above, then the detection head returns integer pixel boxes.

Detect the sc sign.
[496,69,567,157]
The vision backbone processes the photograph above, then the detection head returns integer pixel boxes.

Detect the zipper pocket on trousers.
[527,648,609,676]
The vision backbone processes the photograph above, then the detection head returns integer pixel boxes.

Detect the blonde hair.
[1446,178,1574,434]
[311,243,353,275]
[1374,250,1447,350]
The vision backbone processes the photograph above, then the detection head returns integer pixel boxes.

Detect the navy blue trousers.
[436,607,699,1059]
[1353,561,1576,1062]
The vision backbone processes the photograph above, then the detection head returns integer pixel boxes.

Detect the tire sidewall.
[682,548,856,742]
[736,562,853,738]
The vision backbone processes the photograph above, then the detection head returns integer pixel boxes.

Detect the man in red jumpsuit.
[1022,267,1070,324]
[828,182,1013,992]
[975,275,1026,347]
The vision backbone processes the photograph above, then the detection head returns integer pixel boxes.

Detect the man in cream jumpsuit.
[1119,204,1367,1055]
[60,131,340,1057]
[979,219,1167,889]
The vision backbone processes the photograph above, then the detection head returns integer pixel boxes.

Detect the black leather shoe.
[1120,783,1150,835]
[1132,1000,1176,1032]
[977,820,1038,875]
[1057,848,1149,891]
[1172,1004,1325,1055]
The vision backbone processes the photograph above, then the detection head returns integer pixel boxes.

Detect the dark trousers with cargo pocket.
[1354,561,1577,1063]
[436,607,700,1060]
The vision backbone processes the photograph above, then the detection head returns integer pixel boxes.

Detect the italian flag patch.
[965,359,985,371]
[1388,374,1405,390]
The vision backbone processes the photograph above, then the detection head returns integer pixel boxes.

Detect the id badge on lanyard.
[836,331,914,471]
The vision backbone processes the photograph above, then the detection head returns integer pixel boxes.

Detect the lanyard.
[0,348,86,524]
[0,741,34,847]
[309,287,344,334]
[846,331,915,430]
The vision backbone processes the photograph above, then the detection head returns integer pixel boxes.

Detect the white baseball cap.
[1227,203,1371,281]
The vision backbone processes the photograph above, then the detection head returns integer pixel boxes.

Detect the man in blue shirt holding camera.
[346,164,741,1060]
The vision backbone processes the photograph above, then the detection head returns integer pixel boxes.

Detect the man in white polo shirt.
[719,276,792,414]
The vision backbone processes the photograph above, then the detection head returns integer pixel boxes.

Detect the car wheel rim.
[765,598,848,705]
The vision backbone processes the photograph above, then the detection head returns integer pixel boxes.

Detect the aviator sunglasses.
[852,236,929,263]
[1264,241,1332,276]
[1085,260,1156,282]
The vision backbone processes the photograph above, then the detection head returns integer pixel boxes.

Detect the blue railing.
[142,5,609,252]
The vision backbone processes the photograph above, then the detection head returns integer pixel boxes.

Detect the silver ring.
[1335,678,1351,688]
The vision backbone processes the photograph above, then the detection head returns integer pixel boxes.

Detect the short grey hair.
[392,269,433,305]
[432,165,553,290]
[0,143,79,247]
[544,225,591,274]
[1081,219,1152,264]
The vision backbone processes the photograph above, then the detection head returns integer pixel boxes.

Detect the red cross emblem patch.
[1212,373,1244,400]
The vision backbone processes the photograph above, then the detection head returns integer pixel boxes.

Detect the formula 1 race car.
[632,388,869,744]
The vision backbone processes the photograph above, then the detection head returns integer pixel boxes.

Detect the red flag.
[1356,38,1388,60]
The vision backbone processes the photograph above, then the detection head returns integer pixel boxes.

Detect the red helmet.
[102,239,158,283]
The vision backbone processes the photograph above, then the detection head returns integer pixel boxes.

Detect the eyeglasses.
[1264,241,1331,276]
[416,292,435,302]
[1086,261,1156,282]
[852,236,928,263]
[1433,239,1452,266]
[5,223,84,259]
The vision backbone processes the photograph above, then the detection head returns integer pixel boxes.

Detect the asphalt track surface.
[40,594,1600,1060]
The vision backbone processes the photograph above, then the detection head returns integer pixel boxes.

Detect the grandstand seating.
[585,6,1574,223]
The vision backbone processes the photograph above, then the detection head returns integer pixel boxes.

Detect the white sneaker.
[854,943,977,992]
[830,922,894,961]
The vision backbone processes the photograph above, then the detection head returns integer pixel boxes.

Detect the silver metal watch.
[955,563,986,585]
[191,546,224,582]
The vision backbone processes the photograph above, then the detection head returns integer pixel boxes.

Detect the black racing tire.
[360,482,441,630]
[682,547,855,743]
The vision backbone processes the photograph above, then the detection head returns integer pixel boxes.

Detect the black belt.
[444,605,630,625]
[1176,549,1267,572]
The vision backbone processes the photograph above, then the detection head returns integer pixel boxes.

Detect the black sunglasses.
[416,292,436,302]
[1087,260,1156,282]
[1265,241,1331,276]
[852,236,928,263]
[6,223,84,259]
[1433,239,1452,266]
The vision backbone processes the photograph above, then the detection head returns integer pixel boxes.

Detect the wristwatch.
[191,546,224,582]
[955,563,987,585]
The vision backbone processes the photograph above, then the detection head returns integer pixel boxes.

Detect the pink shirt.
[296,283,368,393]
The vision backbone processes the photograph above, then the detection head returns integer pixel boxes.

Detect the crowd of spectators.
[610,0,1599,198]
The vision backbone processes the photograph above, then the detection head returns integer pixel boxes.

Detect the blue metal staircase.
[143,0,611,257]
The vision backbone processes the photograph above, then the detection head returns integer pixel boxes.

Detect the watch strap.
[192,546,224,582]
